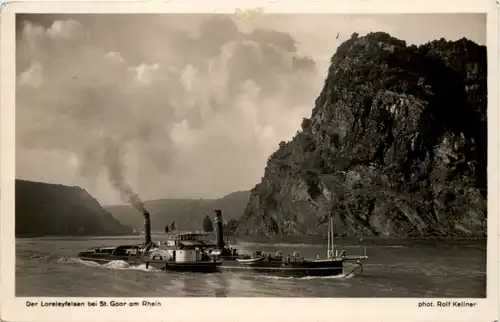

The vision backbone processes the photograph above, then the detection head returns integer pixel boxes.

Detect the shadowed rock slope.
[238,32,487,238]
[15,179,133,237]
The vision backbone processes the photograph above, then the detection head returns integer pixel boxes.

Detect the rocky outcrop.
[239,32,487,238]
[15,179,133,237]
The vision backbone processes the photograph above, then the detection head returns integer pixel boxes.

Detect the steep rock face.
[239,32,487,238]
[15,179,133,237]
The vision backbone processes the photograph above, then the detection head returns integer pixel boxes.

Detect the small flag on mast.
[164,221,176,233]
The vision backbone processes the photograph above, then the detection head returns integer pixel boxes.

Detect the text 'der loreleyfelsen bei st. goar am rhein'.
[25,300,162,308]
[418,301,478,308]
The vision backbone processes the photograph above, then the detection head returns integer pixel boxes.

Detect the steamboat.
[77,208,369,277]
[77,211,222,273]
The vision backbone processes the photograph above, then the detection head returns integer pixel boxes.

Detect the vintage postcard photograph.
[1,0,498,321]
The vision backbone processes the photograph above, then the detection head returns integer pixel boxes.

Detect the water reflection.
[213,273,229,297]
[180,272,220,297]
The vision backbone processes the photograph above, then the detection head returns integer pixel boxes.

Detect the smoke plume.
[103,137,146,212]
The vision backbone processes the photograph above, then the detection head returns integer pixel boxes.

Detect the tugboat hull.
[77,255,142,265]
[77,253,222,273]
[145,259,222,273]
[218,258,344,277]
[77,247,144,266]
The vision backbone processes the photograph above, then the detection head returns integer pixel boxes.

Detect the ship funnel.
[143,211,152,245]
[214,209,225,249]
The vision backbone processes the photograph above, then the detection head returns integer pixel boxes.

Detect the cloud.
[45,19,88,40]
[15,15,321,204]
[18,60,43,88]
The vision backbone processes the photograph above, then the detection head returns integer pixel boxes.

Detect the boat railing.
[338,246,368,262]
[90,247,115,254]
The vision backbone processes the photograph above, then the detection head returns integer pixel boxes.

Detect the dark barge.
[208,210,368,277]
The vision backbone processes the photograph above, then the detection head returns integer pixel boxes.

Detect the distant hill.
[104,190,251,232]
[15,179,133,237]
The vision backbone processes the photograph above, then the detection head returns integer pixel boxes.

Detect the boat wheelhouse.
[164,232,218,248]
[144,233,222,272]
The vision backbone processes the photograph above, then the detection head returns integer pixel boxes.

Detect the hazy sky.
[15,13,486,205]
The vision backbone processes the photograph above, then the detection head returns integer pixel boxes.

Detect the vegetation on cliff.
[15,179,133,237]
[238,32,487,238]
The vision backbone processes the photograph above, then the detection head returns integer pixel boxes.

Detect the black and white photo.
[1,1,498,322]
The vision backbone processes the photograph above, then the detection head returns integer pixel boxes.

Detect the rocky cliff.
[15,179,133,237]
[239,32,487,238]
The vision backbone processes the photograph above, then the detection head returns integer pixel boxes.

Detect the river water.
[15,235,486,297]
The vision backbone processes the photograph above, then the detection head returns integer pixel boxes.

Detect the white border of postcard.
[1,0,499,321]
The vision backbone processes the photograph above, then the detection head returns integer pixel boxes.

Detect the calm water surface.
[16,235,486,297]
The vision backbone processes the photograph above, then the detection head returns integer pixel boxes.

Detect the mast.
[279,219,283,241]
[331,214,336,257]
[327,215,331,258]
[214,209,225,249]
[143,211,152,245]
